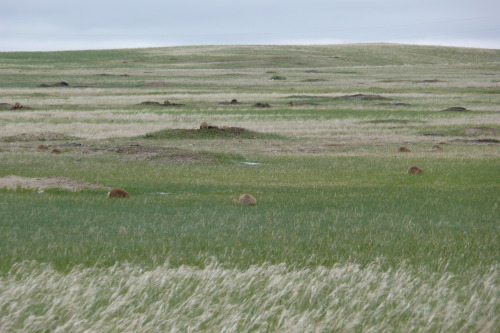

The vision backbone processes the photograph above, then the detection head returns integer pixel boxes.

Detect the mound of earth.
[442,106,469,112]
[0,175,107,191]
[335,94,388,101]
[137,101,184,106]
[0,103,14,109]
[219,99,241,105]
[253,103,271,108]
[38,81,69,88]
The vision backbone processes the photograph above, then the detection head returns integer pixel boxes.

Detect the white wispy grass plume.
[0,261,497,332]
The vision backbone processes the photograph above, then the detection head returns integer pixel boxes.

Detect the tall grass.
[0,261,497,332]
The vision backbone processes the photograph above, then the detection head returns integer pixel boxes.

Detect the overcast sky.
[1,0,499,51]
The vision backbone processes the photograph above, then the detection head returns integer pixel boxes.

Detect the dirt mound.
[335,94,388,101]
[38,81,69,88]
[0,102,31,110]
[287,101,319,106]
[219,99,241,105]
[138,101,184,106]
[442,106,469,112]
[0,175,107,191]
[253,103,271,108]
[0,103,13,109]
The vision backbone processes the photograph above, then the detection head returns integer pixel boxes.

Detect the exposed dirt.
[0,103,13,109]
[38,81,69,88]
[335,94,388,101]
[442,107,469,112]
[137,101,184,106]
[253,103,271,108]
[219,99,241,105]
[0,175,108,191]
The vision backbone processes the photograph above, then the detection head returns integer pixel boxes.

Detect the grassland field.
[0,44,499,332]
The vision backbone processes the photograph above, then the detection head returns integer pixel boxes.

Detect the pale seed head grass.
[0,261,497,332]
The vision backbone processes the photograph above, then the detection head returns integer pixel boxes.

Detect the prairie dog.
[107,188,130,198]
[233,194,257,205]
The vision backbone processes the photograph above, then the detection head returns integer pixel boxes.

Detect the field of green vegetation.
[0,44,499,332]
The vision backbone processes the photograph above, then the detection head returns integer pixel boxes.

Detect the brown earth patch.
[253,103,271,108]
[0,103,14,109]
[38,81,69,88]
[0,175,108,191]
[335,94,388,101]
[442,106,469,112]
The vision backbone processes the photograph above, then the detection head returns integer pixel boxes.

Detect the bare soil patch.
[335,94,388,101]
[38,81,69,88]
[219,99,241,105]
[137,101,184,106]
[0,103,13,109]
[442,107,469,112]
[0,175,108,191]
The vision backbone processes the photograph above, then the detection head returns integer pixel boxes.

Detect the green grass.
[0,43,499,332]
[1,153,497,274]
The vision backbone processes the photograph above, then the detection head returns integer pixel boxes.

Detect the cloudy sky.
[1,0,499,51]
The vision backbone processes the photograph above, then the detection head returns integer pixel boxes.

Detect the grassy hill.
[0,44,498,332]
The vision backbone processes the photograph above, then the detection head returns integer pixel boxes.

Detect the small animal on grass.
[107,188,130,198]
[51,148,62,154]
[38,145,49,150]
[398,146,411,153]
[233,194,257,205]
[432,144,443,150]
[200,122,210,129]
[407,166,424,174]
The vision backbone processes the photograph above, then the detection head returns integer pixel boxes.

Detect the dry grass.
[0,261,497,332]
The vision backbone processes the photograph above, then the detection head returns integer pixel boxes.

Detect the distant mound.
[143,127,284,140]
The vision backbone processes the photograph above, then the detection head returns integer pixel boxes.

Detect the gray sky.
[1,0,499,51]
